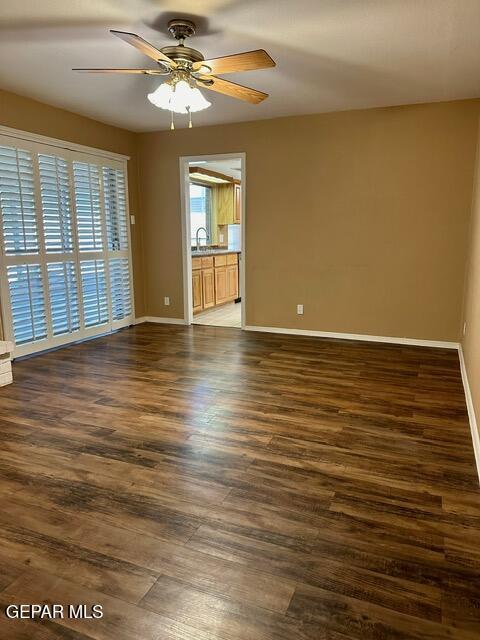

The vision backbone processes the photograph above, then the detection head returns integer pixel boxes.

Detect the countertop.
[191,249,241,257]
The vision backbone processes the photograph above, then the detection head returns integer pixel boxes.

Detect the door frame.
[179,152,246,328]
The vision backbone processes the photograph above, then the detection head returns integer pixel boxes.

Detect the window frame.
[0,131,134,358]
[189,181,212,247]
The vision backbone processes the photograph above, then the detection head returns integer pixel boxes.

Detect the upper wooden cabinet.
[216,183,241,226]
[234,183,241,224]
[216,184,234,225]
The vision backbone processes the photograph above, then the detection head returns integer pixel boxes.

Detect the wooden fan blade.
[73,68,166,74]
[196,75,268,104]
[193,49,275,74]
[110,30,177,68]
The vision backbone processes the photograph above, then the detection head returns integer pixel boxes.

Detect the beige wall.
[138,100,479,341]
[1,90,479,345]
[0,88,145,332]
[462,115,480,427]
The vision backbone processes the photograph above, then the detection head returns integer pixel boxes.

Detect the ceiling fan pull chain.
[188,108,192,129]
[170,110,175,130]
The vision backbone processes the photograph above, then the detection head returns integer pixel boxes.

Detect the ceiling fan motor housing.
[168,19,196,41]
[163,19,207,70]
[161,45,204,65]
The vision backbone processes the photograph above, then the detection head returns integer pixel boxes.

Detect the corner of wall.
[133,131,147,318]
[458,345,480,484]
[459,109,480,485]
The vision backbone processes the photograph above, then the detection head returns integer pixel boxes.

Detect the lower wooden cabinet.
[202,268,215,309]
[192,269,203,313]
[193,252,239,314]
[227,264,238,300]
[215,266,227,305]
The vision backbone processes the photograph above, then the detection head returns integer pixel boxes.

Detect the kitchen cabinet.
[202,268,215,309]
[192,269,203,313]
[216,182,241,225]
[216,184,234,225]
[227,264,238,300]
[215,269,228,305]
[192,252,239,314]
[234,183,241,224]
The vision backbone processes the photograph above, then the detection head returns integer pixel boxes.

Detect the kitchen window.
[0,133,134,357]
[190,183,211,247]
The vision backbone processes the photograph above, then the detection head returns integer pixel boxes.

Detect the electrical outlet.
[164,296,170,306]
[130,215,135,225]
[297,304,304,315]
[219,233,224,244]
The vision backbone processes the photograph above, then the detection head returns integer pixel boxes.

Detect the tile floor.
[193,302,241,328]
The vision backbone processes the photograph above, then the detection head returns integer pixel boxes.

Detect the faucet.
[196,227,209,251]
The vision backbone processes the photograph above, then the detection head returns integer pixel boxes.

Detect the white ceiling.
[1,0,479,132]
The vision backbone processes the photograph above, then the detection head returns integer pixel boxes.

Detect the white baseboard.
[244,325,459,349]
[136,316,186,325]
[458,345,480,484]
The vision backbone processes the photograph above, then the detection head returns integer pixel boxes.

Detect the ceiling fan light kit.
[147,72,211,130]
[73,18,275,130]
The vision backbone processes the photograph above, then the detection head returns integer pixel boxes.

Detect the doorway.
[180,153,245,329]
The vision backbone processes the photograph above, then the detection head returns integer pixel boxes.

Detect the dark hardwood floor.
[0,322,479,639]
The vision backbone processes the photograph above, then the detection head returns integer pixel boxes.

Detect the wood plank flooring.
[0,323,479,639]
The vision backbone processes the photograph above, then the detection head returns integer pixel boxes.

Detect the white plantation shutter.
[0,146,38,255]
[109,258,132,320]
[6,264,47,345]
[73,161,103,252]
[38,154,73,253]
[80,260,108,327]
[47,261,80,336]
[103,165,131,324]
[0,133,133,357]
[104,167,128,251]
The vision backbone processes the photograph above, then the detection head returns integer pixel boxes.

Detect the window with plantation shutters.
[110,258,132,320]
[80,260,108,327]
[47,261,80,336]
[104,167,128,251]
[6,264,47,345]
[73,161,103,252]
[38,154,73,253]
[0,133,133,357]
[0,146,38,255]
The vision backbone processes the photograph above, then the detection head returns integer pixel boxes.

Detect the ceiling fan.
[73,19,276,129]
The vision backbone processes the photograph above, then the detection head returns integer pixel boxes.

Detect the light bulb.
[186,87,211,112]
[147,83,173,109]
[170,80,191,114]
[147,78,212,117]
